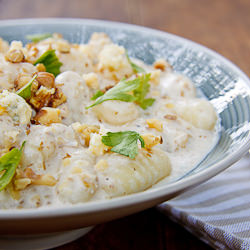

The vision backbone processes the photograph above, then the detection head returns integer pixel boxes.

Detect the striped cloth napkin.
[158,155,250,250]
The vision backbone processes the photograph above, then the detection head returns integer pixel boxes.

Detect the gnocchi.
[96,148,171,198]
[0,32,218,209]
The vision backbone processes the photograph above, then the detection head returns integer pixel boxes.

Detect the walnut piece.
[34,107,61,125]
[72,123,100,146]
[29,86,55,110]
[83,72,99,89]
[36,72,55,89]
[36,63,46,72]
[5,49,24,63]
[56,40,71,53]
[15,167,57,187]
[50,88,67,108]
[14,178,32,191]
[146,118,163,132]
[32,174,57,186]
[153,58,172,71]
[141,134,162,149]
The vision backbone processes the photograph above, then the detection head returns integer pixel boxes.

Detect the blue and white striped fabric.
[158,155,250,250]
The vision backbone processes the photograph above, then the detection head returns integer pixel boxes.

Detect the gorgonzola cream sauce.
[0,33,218,209]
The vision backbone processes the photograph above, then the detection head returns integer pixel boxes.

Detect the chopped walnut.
[23,168,37,179]
[36,72,55,89]
[36,63,46,72]
[29,86,55,110]
[49,88,67,108]
[32,174,57,186]
[72,123,100,146]
[153,58,172,71]
[14,178,32,191]
[146,119,163,132]
[15,71,66,110]
[25,46,39,63]
[141,134,162,149]
[83,72,99,89]
[16,167,57,187]
[56,40,71,53]
[34,107,61,125]
[5,41,25,63]
[5,49,24,63]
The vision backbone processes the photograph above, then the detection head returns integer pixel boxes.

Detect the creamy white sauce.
[0,33,219,209]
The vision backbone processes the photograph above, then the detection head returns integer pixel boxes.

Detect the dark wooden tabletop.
[0,0,249,249]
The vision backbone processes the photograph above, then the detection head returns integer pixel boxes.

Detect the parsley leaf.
[0,142,25,191]
[26,33,52,43]
[34,50,62,77]
[16,74,37,100]
[133,73,155,109]
[86,77,140,109]
[102,131,145,159]
[86,74,155,109]
[126,52,145,73]
[91,90,105,100]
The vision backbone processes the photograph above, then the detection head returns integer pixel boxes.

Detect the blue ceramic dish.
[0,18,249,249]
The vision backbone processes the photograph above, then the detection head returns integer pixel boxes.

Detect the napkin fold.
[158,156,250,250]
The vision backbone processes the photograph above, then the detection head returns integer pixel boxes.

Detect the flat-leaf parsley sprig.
[34,50,62,77]
[87,74,155,110]
[0,142,26,191]
[86,77,140,109]
[102,131,145,159]
[133,73,155,109]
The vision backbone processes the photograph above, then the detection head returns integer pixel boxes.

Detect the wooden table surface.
[0,0,249,249]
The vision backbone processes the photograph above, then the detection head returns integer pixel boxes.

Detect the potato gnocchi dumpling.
[0,32,218,209]
[174,98,217,130]
[96,148,171,198]
[57,150,97,204]
[93,100,139,125]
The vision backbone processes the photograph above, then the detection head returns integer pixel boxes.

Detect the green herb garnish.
[91,90,105,100]
[34,50,62,77]
[26,33,52,43]
[16,75,37,100]
[133,73,155,109]
[102,131,145,159]
[86,77,140,109]
[126,52,145,73]
[0,142,25,191]
[86,74,155,109]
